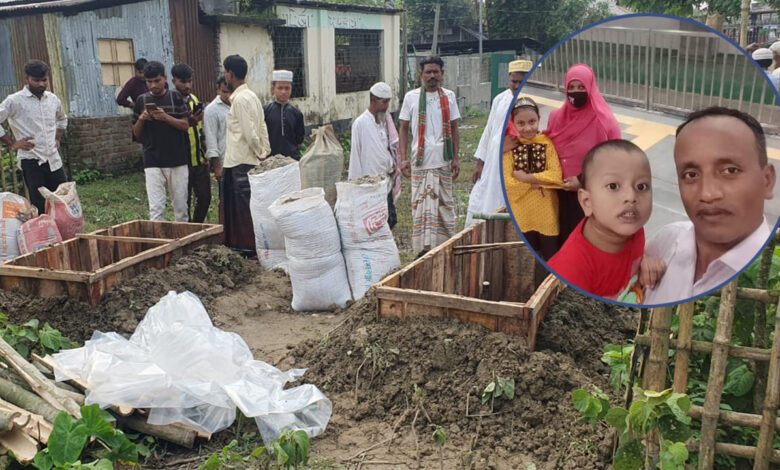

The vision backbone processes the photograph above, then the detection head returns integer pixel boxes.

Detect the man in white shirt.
[644,107,776,304]
[398,56,461,255]
[0,60,67,215]
[349,82,398,228]
[465,59,532,226]
[203,75,231,224]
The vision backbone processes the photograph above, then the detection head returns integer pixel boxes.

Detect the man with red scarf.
[398,56,461,257]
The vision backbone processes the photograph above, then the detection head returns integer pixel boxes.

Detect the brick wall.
[64,115,143,175]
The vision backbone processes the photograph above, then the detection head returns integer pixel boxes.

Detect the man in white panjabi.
[465,59,533,226]
[348,82,399,228]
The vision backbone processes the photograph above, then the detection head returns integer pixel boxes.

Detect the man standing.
[752,48,779,89]
[398,56,460,255]
[132,61,190,222]
[116,58,149,110]
[644,107,776,303]
[263,70,305,159]
[465,59,532,226]
[171,63,210,223]
[222,54,271,255]
[0,60,67,215]
[348,82,399,229]
[203,75,231,223]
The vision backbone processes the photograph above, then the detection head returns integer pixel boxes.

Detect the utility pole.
[740,0,749,48]
[478,0,483,57]
[431,3,441,55]
[401,11,408,100]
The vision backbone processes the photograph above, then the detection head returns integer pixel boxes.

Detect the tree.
[486,0,612,50]
[399,0,479,44]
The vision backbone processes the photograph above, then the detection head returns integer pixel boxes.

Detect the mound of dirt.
[0,245,280,342]
[292,289,638,469]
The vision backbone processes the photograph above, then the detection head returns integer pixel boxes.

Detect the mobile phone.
[192,102,204,113]
[144,103,157,112]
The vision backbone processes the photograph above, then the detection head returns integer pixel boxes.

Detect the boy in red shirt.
[547,140,664,303]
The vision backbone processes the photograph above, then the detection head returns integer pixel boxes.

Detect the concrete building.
[0,0,401,174]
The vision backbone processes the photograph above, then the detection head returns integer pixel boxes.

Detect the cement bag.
[0,193,31,262]
[18,214,62,254]
[335,177,400,299]
[40,182,84,240]
[299,125,344,207]
[248,156,301,271]
[268,187,351,311]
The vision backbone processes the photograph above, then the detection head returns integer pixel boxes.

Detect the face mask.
[568,91,588,108]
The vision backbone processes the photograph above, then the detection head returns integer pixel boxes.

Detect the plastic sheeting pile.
[51,291,331,445]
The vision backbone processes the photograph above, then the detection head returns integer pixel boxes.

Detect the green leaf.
[292,430,310,465]
[605,407,629,435]
[644,389,671,399]
[32,449,54,470]
[15,343,29,358]
[273,441,289,467]
[91,459,114,470]
[628,400,649,431]
[502,378,515,400]
[80,405,114,441]
[723,365,755,397]
[659,440,689,469]
[39,324,63,351]
[48,412,89,465]
[614,439,644,470]
[280,440,296,466]
[246,446,267,460]
[666,393,692,424]
[104,438,138,464]
[572,389,590,413]
[198,453,221,470]
[22,328,38,343]
[433,428,447,446]
[657,414,692,443]
[23,319,39,330]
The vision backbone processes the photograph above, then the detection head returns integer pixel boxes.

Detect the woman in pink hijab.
[543,64,621,246]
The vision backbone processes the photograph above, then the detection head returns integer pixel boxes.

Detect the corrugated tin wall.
[58,0,175,117]
[169,0,217,102]
[0,22,16,99]
[10,16,50,92]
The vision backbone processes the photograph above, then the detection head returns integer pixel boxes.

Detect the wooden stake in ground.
[672,302,695,393]
[754,289,780,469]
[698,281,737,469]
[642,306,673,466]
[0,338,81,418]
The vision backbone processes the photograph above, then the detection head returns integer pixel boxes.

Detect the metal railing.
[528,26,780,128]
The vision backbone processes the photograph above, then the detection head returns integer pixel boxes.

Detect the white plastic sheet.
[51,291,331,445]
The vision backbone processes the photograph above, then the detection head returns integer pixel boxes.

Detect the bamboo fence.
[639,242,780,469]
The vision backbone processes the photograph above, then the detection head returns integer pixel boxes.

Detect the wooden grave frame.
[0,220,223,306]
[374,218,563,350]
[639,236,780,469]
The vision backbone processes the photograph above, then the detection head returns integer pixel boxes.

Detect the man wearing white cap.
[264,70,305,159]
[770,41,780,76]
[465,58,532,226]
[348,82,399,228]
[752,48,779,89]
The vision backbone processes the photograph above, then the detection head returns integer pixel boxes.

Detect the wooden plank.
[375,286,527,319]
[452,241,527,254]
[430,249,445,293]
[0,265,90,281]
[526,275,563,350]
[87,239,100,271]
[443,243,455,294]
[76,234,173,245]
[490,220,504,301]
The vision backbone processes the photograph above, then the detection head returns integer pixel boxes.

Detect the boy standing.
[132,61,191,222]
[116,58,149,109]
[548,140,659,303]
[264,70,305,159]
[0,60,67,215]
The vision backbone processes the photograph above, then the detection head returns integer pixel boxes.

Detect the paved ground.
[521,85,780,239]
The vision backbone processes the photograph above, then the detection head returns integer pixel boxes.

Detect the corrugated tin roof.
[0,0,149,17]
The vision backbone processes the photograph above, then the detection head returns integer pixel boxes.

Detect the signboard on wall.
[277,5,383,30]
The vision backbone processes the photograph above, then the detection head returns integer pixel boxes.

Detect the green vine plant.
[572,386,692,470]
[199,430,310,470]
[0,315,76,359]
[481,376,515,405]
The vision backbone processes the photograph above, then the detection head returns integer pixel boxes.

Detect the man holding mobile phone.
[0,60,67,216]
[133,61,190,222]
[171,63,210,223]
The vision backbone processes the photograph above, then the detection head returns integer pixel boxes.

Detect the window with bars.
[272,27,306,98]
[97,39,135,87]
[335,29,382,94]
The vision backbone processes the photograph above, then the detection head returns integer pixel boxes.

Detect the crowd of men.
[0,52,468,258]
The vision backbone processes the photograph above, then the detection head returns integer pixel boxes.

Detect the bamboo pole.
[752,236,776,412]
[709,287,776,304]
[114,414,197,449]
[699,281,737,470]
[687,441,780,464]
[642,306,673,466]
[673,302,695,393]
[0,338,81,418]
[0,398,52,444]
[688,405,780,431]
[633,335,770,362]
[754,290,780,469]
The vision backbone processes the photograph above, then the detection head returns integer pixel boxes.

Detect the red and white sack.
[0,192,33,261]
[335,178,400,300]
[17,215,62,254]
[40,182,84,240]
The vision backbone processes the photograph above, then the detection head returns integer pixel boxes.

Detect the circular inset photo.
[502,14,780,307]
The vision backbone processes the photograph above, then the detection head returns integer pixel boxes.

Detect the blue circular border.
[499,12,780,309]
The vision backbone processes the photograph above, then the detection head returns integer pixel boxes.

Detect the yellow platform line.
[523,94,780,161]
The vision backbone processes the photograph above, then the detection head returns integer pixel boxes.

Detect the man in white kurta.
[465,59,532,226]
[349,82,398,228]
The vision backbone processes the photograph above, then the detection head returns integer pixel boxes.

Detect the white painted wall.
[217,8,401,126]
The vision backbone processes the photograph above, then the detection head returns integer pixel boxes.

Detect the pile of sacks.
[249,135,400,311]
[0,182,83,261]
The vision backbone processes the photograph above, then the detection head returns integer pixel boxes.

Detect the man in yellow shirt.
[222,54,271,255]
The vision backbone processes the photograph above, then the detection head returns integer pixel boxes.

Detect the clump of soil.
[349,174,386,185]
[250,155,296,174]
[292,289,638,469]
[0,245,271,342]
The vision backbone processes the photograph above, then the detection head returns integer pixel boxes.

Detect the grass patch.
[76,112,488,257]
